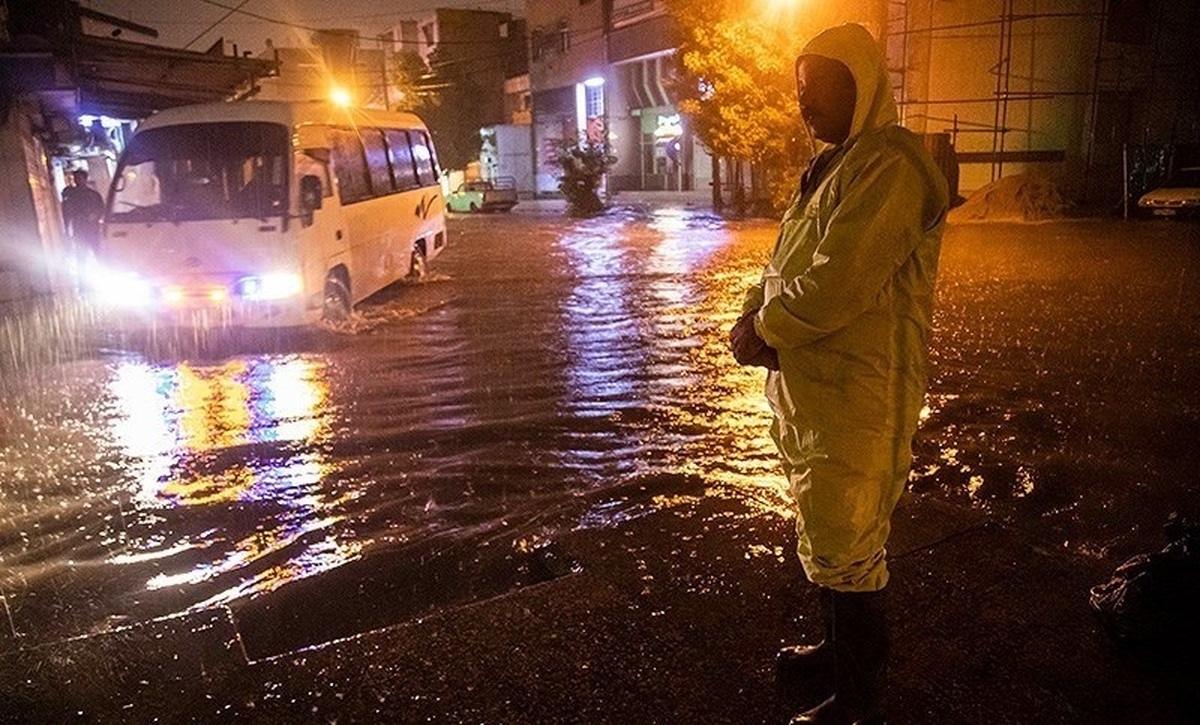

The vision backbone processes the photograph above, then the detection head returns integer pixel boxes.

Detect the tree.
[664,0,812,215]
[391,47,489,170]
[389,50,434,115]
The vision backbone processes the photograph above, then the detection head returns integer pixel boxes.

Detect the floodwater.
[1,209,1198,660]
[0,207,787,658]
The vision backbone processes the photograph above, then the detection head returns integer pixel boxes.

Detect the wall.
[526,0,604,194]
[900,0,1099,192]
[481,123,535,196]
[526,0,607,92]
[0,99,65,301]
[532,85,576,194]
[431,9,525,130]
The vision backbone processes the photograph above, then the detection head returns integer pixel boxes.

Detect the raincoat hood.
[798,23,898,141]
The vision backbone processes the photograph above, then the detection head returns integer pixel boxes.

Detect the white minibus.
[95,101,447,326]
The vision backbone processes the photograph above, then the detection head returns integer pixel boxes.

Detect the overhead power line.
[193,0,539,48]
[191,0,610,50]
[183,0,252,49]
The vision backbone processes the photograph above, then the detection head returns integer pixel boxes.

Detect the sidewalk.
[3,486,1194,723]
[509,190,713,216]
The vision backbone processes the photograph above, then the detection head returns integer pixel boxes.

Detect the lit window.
[585,82,604,119]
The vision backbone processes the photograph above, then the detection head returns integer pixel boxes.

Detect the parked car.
[446,177,518,213]
[1137,166,1200,218]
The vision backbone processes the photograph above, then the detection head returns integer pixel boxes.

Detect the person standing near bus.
[729,23,948,724]
[62,168,106,265]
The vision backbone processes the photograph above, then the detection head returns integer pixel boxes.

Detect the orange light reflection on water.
[107,356,364,604]
[647,209,793,522]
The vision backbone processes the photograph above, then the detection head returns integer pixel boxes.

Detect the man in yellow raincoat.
[730,23,949,724]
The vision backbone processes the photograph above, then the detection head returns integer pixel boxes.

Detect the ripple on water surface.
[0,207,793,655]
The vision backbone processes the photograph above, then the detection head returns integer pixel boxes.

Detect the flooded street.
[1,208,1198,667]
[0,207,788,658]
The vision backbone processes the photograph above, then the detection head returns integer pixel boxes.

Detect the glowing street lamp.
[330,85,353,107]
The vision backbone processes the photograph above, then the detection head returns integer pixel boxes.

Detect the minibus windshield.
[109,122,289,222]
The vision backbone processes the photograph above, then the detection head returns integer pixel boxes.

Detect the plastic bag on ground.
[1089,513,1200,650]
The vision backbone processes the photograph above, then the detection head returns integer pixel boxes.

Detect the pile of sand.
[949,173,1070,223]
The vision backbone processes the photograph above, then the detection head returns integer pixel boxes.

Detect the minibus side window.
[385,130,419,192]
[425,132,441,179]
[410,131,438,187]
[362,128,393,196]
[329,128,371,204]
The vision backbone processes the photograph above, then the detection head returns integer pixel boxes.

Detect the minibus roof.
[136,100,429,134]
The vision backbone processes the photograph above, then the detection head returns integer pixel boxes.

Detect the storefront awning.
[621,56,671,111]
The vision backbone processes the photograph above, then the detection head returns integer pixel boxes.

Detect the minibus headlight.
[91,270,154,307]
[237,273,303,301]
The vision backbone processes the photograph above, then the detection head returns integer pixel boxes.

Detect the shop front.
[607,53,711,194]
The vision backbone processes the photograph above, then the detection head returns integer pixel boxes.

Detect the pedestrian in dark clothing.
[62,168,106,259]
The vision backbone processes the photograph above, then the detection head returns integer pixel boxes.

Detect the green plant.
[555,141,617,217]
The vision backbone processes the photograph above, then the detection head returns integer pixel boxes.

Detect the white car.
[1138,167,1200,218]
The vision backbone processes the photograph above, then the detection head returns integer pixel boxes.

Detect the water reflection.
[106,355,360,608]
[563,207,793,528]
[650,210,792,520]
[557,215,640,419]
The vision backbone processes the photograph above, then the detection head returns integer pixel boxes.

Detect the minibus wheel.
[408,245,428,281]
[322,272,351,322]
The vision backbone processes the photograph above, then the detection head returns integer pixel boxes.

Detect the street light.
[330,85,353,107]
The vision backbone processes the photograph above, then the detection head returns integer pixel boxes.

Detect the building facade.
[524,0,1199,203]
[255,32,390,109]
[605,1,711,193]
[525,0,711,195]
[526,0,608,195]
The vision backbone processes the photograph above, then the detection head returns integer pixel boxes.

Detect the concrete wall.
[526,0,607,92]
[895,0,1200,198]
[531,85,576,194]
[0,99,65,301]
[526,0,602,193]
[481,123,536,197]
[428,9,526,130]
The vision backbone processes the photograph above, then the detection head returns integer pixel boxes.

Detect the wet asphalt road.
[1,206,785,658]
[1,208,1198,672]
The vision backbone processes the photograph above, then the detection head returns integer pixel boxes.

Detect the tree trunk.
[711,154,722,213]
[749,163,760,213]
[732,161,746,218]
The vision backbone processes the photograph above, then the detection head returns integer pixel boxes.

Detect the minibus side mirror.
[299,174,323,226]
[300,174,323,212]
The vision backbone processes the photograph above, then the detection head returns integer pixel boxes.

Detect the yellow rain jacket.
[743,24,949,592]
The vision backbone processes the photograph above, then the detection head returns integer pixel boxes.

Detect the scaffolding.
[881,0,1200,198]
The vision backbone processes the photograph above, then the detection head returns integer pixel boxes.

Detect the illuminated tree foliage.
[665,0,812,213]
[389,50,434,115]
[391,48,489,170]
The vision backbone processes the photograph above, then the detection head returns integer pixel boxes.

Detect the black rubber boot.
[790,589,889,725]
[777,586,835,684]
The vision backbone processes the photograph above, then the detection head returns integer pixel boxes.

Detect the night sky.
[82,0,525,52]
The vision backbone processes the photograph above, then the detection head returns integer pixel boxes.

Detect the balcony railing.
[611,0,657,27]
